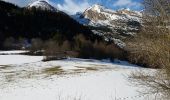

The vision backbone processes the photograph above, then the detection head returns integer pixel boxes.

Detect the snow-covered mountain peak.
[74,5,142,48]
[28,0,49,8]
[27,0,58,12]
[85,4,105,13]
[82,4,142,23]
[91,4,104,12]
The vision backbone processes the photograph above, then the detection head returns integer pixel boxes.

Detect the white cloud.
[3,0,90,14]
[56,0,90,15]
[113,0,141,9]
[3,0,37,7]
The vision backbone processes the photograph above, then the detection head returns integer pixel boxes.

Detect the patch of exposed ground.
[42,66,66,77]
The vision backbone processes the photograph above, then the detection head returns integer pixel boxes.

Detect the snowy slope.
[27,0,58,12]
[73,4,142,48]
[75,4,142,26]
[0,50,28,55]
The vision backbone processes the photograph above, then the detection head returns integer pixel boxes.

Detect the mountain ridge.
[73,4,142,48]
[82,4,142,25]
[27,0,58,12]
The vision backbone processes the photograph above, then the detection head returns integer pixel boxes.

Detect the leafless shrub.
[129,70,170,100]
[74,34,124,59]
[126,0,170,99]
[3,37,15,49]
[30,38,43,53]
[43,40,63,60]
[126,0,170,68]
[61,40,71,51]
[3,37,30,50]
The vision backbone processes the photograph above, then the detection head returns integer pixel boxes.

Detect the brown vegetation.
[126,0,170,99]
[29,34,125,61]
[74,34,125,60]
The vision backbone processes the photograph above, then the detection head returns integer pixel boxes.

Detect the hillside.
[0,0,100,49]
[73,4,142,48]
[0,0,126,60]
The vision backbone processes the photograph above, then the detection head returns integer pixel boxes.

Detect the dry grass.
[42,66,65,76]
[0,65,12,69]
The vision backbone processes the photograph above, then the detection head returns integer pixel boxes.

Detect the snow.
[83,4,142,25]
[0,55,43,65]
[92,4,103,13]
[0,50,28,54]
[112,38,126,48]
[92,30,127,48]
[0,52,156,100]
[74,4,141,49]
[29,0,47,7]
[108,13,119,20]
[85,4,103,13]
[27,0,58,12]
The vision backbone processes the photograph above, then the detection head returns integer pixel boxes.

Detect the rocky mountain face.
[84,4,141,22]
[74,4,142,48]
[27,0,58,12]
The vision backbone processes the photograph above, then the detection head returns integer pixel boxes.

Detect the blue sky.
[54,0,142,10]
[4,0,143,14]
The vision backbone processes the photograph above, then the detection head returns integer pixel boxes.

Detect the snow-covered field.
[0,51,156,100]
[0,50,28,55]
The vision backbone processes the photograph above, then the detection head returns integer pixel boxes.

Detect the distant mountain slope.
[73,4,142,48]
[0,0,19,11]
[84,4,141,23]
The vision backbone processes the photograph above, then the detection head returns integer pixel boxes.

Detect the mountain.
[27,0,58,12]
[0,0,102,49]
[83,4,141,24]
[74,4,142,48]
[26,2,142,48]
[0,0,126,60]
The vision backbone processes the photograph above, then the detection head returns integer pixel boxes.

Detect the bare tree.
[61,40,71,51]
[30,38,43,53]
[126,0,170,99]
[3,37,15,49]
[43,40,65,61]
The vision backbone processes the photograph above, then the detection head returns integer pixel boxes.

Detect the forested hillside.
[0,0,125,60]
[0,0,100,48]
